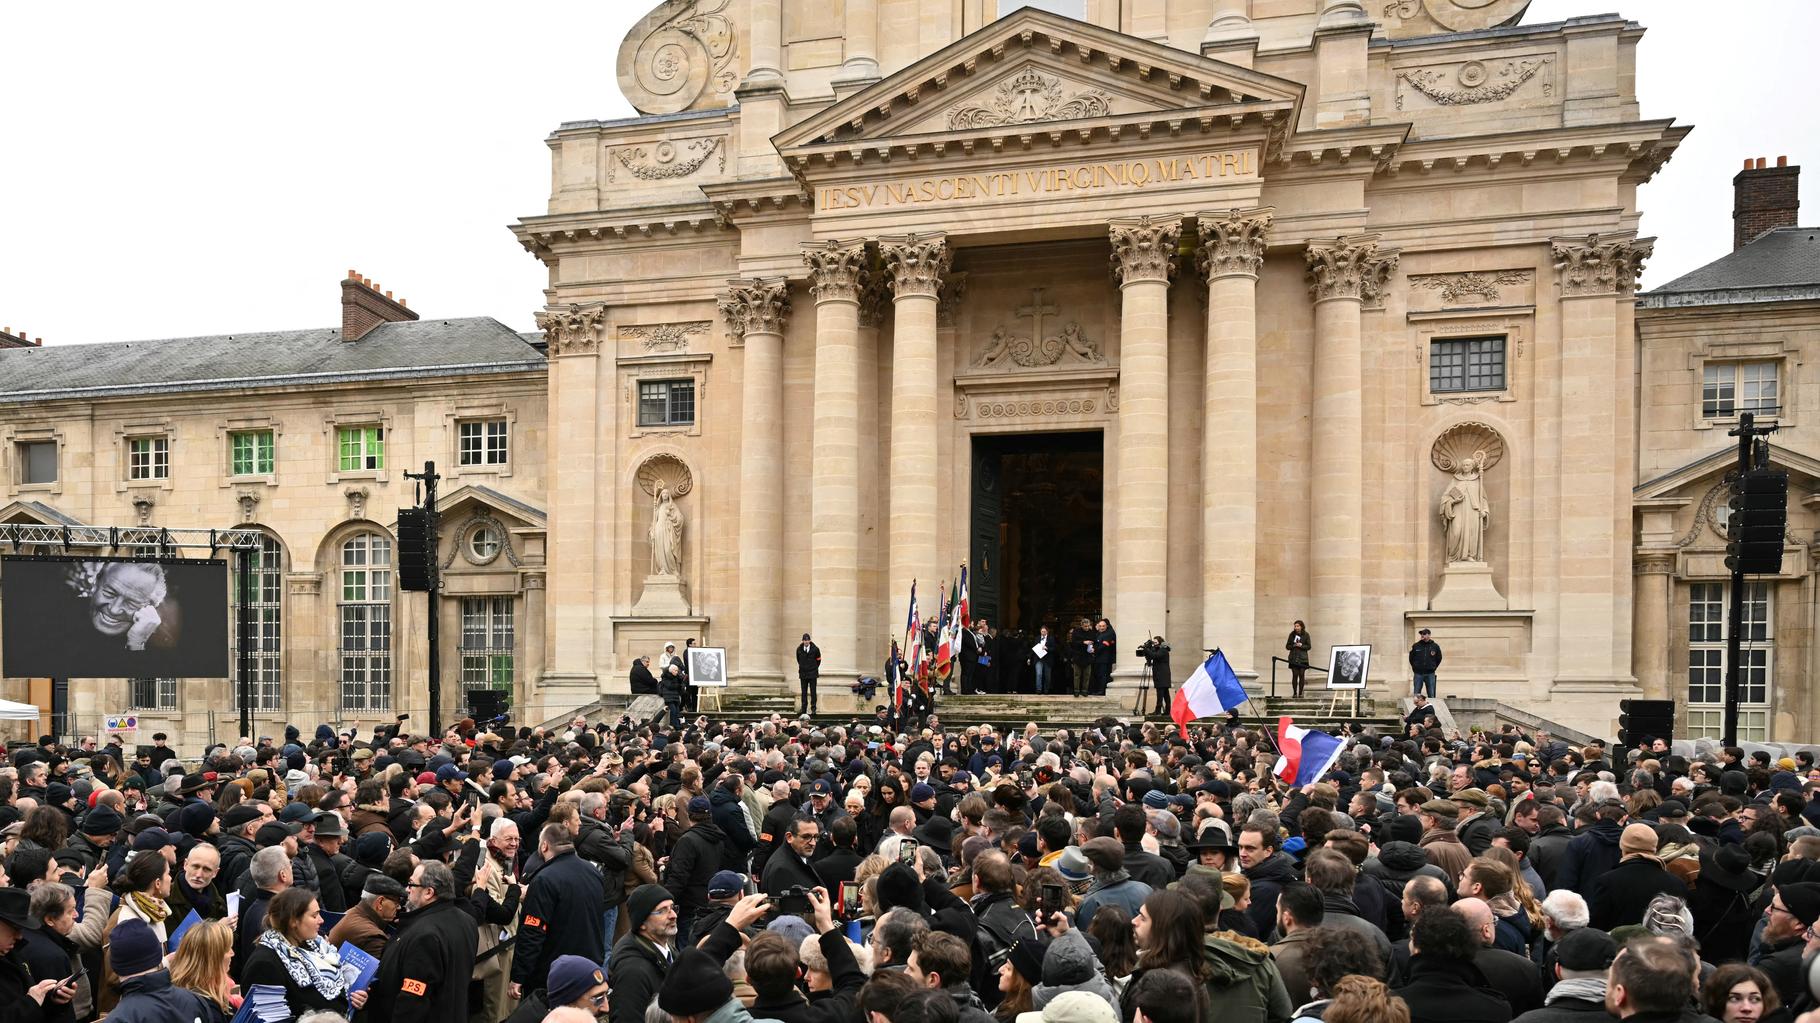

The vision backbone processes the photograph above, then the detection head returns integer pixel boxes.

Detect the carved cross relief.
[975,287,1104,369]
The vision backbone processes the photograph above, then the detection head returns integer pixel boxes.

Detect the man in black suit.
[629,656,659,696]
[796,633,822,715]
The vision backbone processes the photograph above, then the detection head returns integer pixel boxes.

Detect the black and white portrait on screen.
[1,556,229,678]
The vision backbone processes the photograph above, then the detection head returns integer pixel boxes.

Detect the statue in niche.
[650,485,684,577]
[1432,422,1503,564]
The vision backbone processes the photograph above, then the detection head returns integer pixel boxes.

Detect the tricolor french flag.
[1272,716,1346,788]
[1169,651,1249,730]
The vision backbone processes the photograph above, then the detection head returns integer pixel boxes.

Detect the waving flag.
[934,579,954,680]
[955,563,970,635]
[1273,716,1346,788]
[1169,650,1249,730]
[897,581,919,713]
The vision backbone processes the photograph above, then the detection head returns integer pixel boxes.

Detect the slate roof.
[0,316,545,403]
[1640,227,1820,307]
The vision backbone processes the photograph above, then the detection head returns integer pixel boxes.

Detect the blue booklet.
[166,909,202,952]
[230,983,291,1023]
[337,941,380,1011]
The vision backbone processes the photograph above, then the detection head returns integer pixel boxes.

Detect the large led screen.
[2,556,229,678]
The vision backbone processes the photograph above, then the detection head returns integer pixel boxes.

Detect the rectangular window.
[128,436,169,480]
[339,533,393,713]
[231,536,284,713]
[457,419,509,467]
[17,441,56,485]
[1429,336,1506,394]
[460,596,515,695]
[1704,361,1779,419]
[230,430,275,477]
[1686,580,1772,740]
[129,677,178,712]
[637,379,697,427]
[337,425,385,472]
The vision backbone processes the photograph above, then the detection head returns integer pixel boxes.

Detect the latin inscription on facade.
[816,149,1257,212]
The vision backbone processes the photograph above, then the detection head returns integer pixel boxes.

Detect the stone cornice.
[1109,215,1182,286]
[534,303,607,358]
[1378,119,1687,185]
[879,233,952,299]
[1551,233,1652,298]
[803,240,869,304]
[717,279,791,338]
[512,205,726,260]
[1306,236,1399,303]
[1195,206,1273,281]
[699,177,814,225]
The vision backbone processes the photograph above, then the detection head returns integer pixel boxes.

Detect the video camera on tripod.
[1135,637,1170,662]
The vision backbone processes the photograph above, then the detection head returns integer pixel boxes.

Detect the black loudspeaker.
[1727,469,1789,574]
[468,688,509,723]
[1618,698,1675,746]
[397,507,433,592]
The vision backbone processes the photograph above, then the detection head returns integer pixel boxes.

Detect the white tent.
[0,699,41,720]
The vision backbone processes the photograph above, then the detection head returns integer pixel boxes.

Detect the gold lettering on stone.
[817,150,1256,212]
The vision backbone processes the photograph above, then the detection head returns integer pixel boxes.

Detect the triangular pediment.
[774,7,1302,154]
[1635,443,1820,501]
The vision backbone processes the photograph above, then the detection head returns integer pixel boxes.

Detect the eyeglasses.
[404,882,428,890]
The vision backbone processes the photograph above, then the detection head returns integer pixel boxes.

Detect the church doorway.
[969,430,1103,692]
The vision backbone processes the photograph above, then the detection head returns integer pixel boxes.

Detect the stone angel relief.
[1431,423,1504,564]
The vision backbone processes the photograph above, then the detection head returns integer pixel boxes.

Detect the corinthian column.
[803,240,868,683]
[1305,237,1397,656]
[1196,207,1271,675]
[533,303,607,701]
[718,279,791,686]
[880,234,950,621]
[1109,215,1181,668]
[1551,233,1651,683]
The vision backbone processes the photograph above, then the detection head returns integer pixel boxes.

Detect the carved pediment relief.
[1382,0,1534,40]
[771,7,1301,153]
[974,288,1104,370]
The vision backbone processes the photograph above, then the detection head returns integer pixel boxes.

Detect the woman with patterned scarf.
[241,887,370,1017]
[96,852,175,1014]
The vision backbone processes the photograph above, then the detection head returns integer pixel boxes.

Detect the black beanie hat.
[658,948,733,1017]
[81,804,124,837]
[625,883,672,936]
[875,863,925,913]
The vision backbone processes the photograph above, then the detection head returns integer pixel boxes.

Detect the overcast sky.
[1,1,1812,347]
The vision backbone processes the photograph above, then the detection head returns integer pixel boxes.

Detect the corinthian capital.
[534,302,607,357]
[1109,215,1182,285]
[718,278,791,339]
[1195,206,1273,281]
[1306,235,1398,303]
[879,233,951,298]
[802,240,869,304]
[1552,233,1654,298]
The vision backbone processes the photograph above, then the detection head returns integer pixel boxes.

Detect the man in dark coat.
[663,796,728,944]
[1392,907,1511,1023]
[362,860,478,1023]
[796,634,822,715]
[1555,801,1624,898]
[699,887,864,1023]
[305,814,351,913]
[709,776,759,873]
[1751,882,1820,1008]
[1511,928,1616,1023]
[814,816,865,901]
[1114,805,1176,890]
[629,655,660,695]
[607,885,678,1023]
[1587,825,1688,932]
[1523,804,1573,890]
[1240,824,1300,938]
[214,805,262,891]
[762,815,826,897]
[1067,619,1095,697]
[1090,619,1117,695]
[511,824,606,1002]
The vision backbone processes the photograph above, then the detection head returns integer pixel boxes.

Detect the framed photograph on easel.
[687,645,728,712]
[1326,644,1370,690]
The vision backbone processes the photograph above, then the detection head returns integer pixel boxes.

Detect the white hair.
[1542,889,1589,932]
[1588,780,1620,803]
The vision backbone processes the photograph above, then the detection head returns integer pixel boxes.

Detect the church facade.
[514,0,1683,736]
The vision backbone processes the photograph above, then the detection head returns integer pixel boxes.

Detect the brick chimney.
[0,326,44,349]
[340,269,418,342]
[1734,155,1801,250]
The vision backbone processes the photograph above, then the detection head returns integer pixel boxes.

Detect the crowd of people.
[1,710,1818,1023]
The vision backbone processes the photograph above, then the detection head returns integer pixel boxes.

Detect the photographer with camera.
[1135,635,1170,715]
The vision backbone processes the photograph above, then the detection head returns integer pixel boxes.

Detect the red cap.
[416,771,437,785]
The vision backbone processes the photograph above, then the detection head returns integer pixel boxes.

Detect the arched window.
[338,531,393,713]
[232,534,285,713]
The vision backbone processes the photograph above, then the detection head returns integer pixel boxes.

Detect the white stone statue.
[1431,423,1504,565]
[650,485,684,577]
[1440,454,1491,562]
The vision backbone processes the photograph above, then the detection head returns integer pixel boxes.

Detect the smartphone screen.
[898,838,919,864]
[839,881,862,915]
[1041,883,1065,918]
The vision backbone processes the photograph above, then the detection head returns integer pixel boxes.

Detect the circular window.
[466,523,503,565]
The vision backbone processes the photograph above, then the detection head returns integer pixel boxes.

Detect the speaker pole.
[405,461,442,736]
